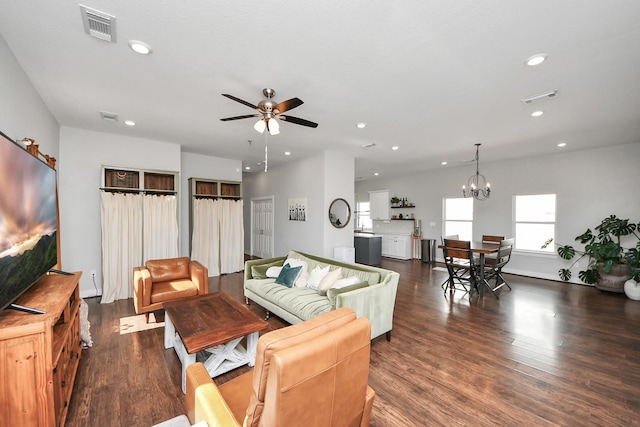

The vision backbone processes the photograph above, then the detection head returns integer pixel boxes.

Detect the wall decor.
[288,197,307,221]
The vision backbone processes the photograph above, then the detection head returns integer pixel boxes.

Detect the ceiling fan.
[220,88,318,135]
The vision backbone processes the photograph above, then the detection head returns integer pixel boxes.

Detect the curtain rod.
[99,188,177,195]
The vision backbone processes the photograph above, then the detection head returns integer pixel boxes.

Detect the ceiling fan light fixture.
[254,119,266,133]
[268,118,280,135]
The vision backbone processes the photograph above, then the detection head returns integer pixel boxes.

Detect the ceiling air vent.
[80,5,117,42]
[100,111,119,122]
[521,90,558,105]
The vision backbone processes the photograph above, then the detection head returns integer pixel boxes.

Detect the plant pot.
[595,264,631,293]
[624,279,640,300]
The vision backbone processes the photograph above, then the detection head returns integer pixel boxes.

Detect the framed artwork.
[288,197,307,221]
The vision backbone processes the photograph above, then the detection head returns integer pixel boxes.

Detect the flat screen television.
[0,130,58,313]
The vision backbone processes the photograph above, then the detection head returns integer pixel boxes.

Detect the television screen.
[0,130,58,311]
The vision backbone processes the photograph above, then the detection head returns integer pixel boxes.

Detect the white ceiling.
[1,1,639,179]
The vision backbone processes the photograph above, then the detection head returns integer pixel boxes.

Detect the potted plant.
[390,196,401,207]
[543,215,640,292]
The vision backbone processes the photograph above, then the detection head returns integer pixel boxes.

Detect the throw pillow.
[266,266,283,278]
[275,264,302,288]
[284,258,309,288]
[306,265,330,290]
[331,276,361,290]
[251,259,285,279]
[326,282,369,308]
[317,268,343,296]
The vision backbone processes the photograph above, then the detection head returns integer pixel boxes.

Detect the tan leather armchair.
[133,257,208,322]
[184,307,375,426]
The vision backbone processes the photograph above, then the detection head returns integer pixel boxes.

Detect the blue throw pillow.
[275,264,302,288]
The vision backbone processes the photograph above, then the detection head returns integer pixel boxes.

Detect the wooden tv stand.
[0,272,82,427]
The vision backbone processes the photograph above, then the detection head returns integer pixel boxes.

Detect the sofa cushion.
[275,264,302,288]
[245,280,332,320]
[251,259,285,279]
[150,279,199,304]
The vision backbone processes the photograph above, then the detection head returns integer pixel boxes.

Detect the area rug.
[119,313,164,335]
[432,267,448,272]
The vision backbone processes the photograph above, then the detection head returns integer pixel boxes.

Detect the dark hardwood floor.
[66,259,640,426]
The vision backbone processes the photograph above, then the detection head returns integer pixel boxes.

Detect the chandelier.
[462,143,491,200]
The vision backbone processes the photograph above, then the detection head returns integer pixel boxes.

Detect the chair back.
[441,234,459,244]
[482,235,505,245]
[442,239,475,266]
[495,238,515,267]
[245,307,372,427]
[145,257,190,282]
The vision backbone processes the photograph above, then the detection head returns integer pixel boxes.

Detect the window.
[356,201,372,230]
[444,198,473,240]
[514,194,556,252]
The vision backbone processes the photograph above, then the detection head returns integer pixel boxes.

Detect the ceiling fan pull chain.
[264,132,268,172]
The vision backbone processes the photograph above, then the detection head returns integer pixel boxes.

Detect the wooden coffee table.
[163,291,268,393]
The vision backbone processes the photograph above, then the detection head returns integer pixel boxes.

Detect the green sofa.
[244,250,399,340]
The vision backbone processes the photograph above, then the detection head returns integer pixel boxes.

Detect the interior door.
[251,197,274,258]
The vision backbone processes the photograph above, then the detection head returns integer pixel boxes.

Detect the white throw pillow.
[265,266,282,278]
[318,268,343,296]
[331,276,360,290]
[284,258,309,288]
[306,265,330,290]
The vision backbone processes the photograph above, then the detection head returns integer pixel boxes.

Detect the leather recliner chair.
[184,307,375,426]
[133,257,208,322]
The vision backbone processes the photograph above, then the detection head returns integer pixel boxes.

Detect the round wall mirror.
[329,198,351,228]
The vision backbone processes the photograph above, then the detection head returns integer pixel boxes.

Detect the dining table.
[438,240,500,296]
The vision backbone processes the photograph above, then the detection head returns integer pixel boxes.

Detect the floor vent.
[521,90,558,105]
[80,5,117,42]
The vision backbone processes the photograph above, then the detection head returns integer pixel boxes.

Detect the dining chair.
[481,238,514,297]
[481,235,505,264]
[439,234,462,290]
[442,239,479,294]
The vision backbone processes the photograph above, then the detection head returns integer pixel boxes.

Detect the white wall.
[58,127,182,296]
[180,152,242,257]
[0,34,59,158]
[243,151,355,259]
[356,142,640,283]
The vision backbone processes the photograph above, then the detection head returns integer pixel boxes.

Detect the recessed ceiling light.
[557,142,567,148]
[124,120,136,126]
[441,161,447,166]
[374,172,379,176]
[531,110,544,117]
[356,123,366,129]
[245,166,251,170]
[128,40,152,55]
[525,53,547,66]
[284,151,291,156]
[391,146,399,150]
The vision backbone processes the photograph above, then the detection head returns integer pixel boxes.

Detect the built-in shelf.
[391,205,415,208]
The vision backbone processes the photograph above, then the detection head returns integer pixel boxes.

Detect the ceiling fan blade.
[222,94,258,110]
[279,115,318,128]
[220,114,260,121]
[274,97,303,114]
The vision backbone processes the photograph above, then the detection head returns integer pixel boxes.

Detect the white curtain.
[191,198,244,276]
[191,198,221,276]
[100,192,142,304]
[143,194,179,262]
[220,199,244,274]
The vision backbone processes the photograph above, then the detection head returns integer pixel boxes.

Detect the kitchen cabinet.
[354,235,382,265]
[369,190,391,220]
[381,234,412,260]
